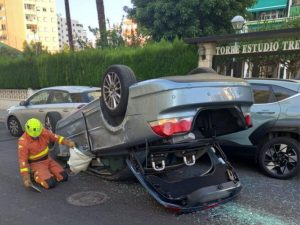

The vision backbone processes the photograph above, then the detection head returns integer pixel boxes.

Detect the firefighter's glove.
[23,176,32,188]
[66,140,76,148]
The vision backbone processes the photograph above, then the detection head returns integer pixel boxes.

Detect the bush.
[0,39,198,89]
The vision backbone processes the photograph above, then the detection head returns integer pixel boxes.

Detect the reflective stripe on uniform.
[58,136,64,144]
[29,146,49,160]
[20,168,29,173]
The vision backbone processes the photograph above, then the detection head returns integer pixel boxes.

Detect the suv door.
[219,84,281,146]
[17,90,51,126]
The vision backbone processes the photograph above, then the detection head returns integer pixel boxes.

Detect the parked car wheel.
[7,116,23,137]
[258,137,300,179]
[100,65,137,117]
[45,112,62,133]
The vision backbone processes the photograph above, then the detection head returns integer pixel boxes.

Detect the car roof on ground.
[40,86,101,93]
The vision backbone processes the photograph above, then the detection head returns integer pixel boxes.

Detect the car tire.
[100,65,137,117]
[258,137,300,179]
[45,112,62,133]
[7,116,23,137]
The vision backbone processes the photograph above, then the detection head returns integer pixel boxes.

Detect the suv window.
[28,91,50,105]
[50,91,71,104]
[251,84,276,104]
[271,85,297,101]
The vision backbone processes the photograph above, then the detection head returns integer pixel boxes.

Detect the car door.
[47,90,77,118]
[220,84,281,146]
[249,84,281,139]
[16,90,51,127]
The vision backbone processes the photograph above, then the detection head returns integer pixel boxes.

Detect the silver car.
[6,86,101,137]
[52,65,254,213]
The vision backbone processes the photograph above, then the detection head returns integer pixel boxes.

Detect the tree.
[22,41,49,57]
[65,0,74,51]
[96,0,108,46]
[128,0,256,41]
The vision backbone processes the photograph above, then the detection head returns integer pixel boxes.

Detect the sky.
[56,0,133,40]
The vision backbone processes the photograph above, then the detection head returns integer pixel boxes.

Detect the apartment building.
[57,14,88,50]
[0,0,59,52]
[247,0,300,31]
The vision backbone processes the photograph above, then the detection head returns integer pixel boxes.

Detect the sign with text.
[216,39,300,55]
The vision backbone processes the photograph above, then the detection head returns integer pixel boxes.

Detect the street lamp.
[231,15,245,32]
[230,15,245,77]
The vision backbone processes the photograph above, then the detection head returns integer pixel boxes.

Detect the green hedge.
[0,39,198,89]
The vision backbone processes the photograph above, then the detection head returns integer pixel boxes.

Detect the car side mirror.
[19,100,27,106]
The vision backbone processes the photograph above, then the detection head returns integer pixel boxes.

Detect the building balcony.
[290,5,300,17]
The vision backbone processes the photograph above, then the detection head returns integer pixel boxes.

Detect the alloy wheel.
[102,72,122,110]
[263,143,298,176]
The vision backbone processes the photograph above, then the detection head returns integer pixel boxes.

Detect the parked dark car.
[51,65,254,213]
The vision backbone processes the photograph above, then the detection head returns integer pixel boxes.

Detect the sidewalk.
[0,109,7,123]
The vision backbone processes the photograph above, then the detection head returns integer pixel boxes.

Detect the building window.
[26,24,37,32]
[50,8,54,13]
[25,14,36,21]
[24,4,35,10]
[43,8,46,12]
[0,24,6,30]
[0,4,4,11]
[0,35,7,40]
[36,7,40,11]
[43,17,47,22]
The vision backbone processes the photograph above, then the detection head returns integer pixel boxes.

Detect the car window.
[71,91,101,103]
[251,84,276,104]
[28,91,50,105]
[271,85,297,101]
[86,91,101,102]
[50,91,72,104]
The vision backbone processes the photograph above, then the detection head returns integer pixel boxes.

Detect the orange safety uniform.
[18,128,68,189]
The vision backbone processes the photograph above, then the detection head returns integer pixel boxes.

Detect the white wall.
[0,89,33,110]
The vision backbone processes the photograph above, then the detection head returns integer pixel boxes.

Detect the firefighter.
[18,118,75,189]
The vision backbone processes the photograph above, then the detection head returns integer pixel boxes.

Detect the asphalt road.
[0,122,299,225]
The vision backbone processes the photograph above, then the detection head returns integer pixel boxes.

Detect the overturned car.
[51,65,254,213]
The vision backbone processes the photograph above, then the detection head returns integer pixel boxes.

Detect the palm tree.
[95,0,107,46]
[64,0,74,51]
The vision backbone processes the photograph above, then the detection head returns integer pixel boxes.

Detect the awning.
[247,0,288,12]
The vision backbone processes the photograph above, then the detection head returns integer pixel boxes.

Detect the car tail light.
[244,113,252,127]
[149,117,193,137]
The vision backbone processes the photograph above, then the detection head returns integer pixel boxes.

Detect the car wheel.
[45,112,62,133]
[7,116,23,137]
[258,137,300,179]
[100,65,137,117]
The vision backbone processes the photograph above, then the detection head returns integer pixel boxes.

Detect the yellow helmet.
[25,118,43,138]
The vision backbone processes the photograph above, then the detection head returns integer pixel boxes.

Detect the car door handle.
[256,111,275,114]
[63,109,69,112]
[38,110,44,112]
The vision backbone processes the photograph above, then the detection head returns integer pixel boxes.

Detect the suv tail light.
[244,113,252,127]
[149,117,193,137]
